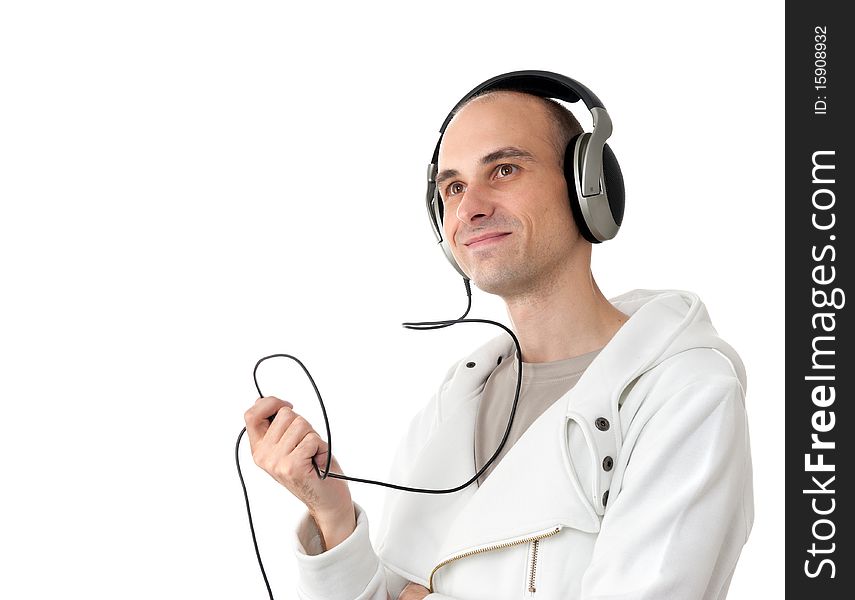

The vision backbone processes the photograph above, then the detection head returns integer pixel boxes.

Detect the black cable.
[235,277,525,595]
[234,428,274,600]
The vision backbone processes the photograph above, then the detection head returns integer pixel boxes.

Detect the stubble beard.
[468,235,574,302]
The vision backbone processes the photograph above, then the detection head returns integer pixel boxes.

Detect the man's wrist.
[312,503,356,551]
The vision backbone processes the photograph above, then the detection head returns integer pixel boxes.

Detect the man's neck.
[503,268,629,364]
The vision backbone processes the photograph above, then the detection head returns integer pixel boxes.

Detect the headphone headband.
[438,70,606,136]
[430,70,607,167]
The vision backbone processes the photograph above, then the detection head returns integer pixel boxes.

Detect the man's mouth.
[463,232,511,248]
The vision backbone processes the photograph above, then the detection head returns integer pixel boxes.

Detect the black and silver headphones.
[425,69,625,278]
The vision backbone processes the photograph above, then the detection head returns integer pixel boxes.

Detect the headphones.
[425,70,625,278]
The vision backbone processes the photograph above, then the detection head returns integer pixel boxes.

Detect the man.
[244,76,753,599]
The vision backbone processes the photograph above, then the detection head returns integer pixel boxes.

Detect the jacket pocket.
[429,525,562,594]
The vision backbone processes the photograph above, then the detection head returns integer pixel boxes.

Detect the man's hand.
[243,395,356,549]
[397,582,431,600]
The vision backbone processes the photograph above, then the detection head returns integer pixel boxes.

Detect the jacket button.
[466,361,476,368]
[595,417,610,431]
[602,456,614,471]
[603,490,610,507]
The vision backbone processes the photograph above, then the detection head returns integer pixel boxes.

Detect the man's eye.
[447,182,465,197]
[496,164,518,178]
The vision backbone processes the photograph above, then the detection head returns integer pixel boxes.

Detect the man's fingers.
[292,430,329,465]
[244,396,293,447]
[277,414,320,455]
[292,431,342,478]
[264,405,301,444]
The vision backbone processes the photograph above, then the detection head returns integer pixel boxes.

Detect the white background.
[0,1,783,598]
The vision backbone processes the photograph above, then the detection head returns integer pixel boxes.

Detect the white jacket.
[293,289,754,600]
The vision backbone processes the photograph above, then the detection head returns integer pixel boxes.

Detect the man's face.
[437,92,582,297]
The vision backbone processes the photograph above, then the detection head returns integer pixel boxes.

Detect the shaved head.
[449,89,583,168]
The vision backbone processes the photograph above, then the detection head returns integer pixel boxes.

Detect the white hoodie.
[292,289,754,600]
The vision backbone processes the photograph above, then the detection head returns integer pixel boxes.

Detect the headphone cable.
[235,277,525,597]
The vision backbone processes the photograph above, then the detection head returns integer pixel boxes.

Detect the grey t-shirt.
[474,346,603,487]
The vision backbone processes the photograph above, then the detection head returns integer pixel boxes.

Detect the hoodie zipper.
[527,539,540,594]
[428,525,561,593]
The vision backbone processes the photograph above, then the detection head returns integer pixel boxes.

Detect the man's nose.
[454,181,495,224]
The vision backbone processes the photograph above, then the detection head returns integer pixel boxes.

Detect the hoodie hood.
[604,288,746,395]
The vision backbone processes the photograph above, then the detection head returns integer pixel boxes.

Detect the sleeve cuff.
[293,502,382,599]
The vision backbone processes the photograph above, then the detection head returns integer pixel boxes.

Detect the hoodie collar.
[455,288,747,412]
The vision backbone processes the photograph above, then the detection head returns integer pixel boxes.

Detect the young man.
[244,79,753,599]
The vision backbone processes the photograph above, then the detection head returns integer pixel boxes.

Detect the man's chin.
[468,269,520,297]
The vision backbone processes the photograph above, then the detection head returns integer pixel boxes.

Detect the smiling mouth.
[465,233,511,248]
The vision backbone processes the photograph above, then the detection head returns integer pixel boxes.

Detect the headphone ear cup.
[601,142,625,229]
[426,181,446,242]
[563,134,625,243]
[429,185,469,279]
[563,133,599,243]
[433,187,445,229]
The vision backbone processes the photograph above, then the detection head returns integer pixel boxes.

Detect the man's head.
[436,90,587,297]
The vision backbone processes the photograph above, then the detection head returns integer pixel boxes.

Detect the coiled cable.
[235,277,524,598]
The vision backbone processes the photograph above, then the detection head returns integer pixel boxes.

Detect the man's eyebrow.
[434,146,536,188]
